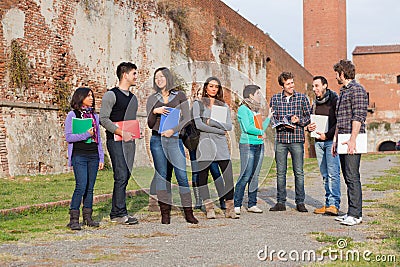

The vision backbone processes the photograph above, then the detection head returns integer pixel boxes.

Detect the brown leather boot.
[67,209,81,230]
[204,199,216,219]
[180,192,198,224]
[225,200,239,219]
[157,190,171,224]
[82,208,99,227]
[148,195,160,212]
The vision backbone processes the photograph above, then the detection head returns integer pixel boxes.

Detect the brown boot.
[204,199,216,219]
[67,209,81,230]
[225,200,239,219]
[148,195,160,212]
[82,208,99,227]
[157,190,171,224]
[180,193,198,224]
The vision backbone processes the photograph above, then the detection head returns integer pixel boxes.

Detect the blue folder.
[158,107,180,136]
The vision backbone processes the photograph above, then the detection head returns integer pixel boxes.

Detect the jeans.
[234,144,264,208]
[315,140,341,209]
[106,139,136,219]
[198,160,234,200]
[189,149,223,196]
[275,142,305,204]
[150,135,190,194]
[339,154,362,218]
[70,153,99,210]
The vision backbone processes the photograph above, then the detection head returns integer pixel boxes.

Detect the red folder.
[114,120,140,141]
[254,113,263,139]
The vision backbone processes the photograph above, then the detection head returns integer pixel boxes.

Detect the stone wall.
[0,0,314,176]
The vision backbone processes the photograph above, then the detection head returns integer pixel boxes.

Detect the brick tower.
[303,0,347,91]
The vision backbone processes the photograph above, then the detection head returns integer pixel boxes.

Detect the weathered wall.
[0,0,314,176]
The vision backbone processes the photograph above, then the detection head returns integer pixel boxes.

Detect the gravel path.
[0,155,397,266]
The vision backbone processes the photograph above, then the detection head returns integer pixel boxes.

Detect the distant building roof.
[353,44,400,55]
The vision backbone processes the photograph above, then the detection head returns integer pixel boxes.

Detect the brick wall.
[353,52,400,123]
[0,0,314,176]
[304,0,347,92]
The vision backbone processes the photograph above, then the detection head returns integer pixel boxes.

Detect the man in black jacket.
[307,76,341,216]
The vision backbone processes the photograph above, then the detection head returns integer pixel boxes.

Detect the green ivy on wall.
[8,39,29,92]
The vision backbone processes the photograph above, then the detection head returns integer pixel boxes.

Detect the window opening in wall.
[316,41,320,47]
[397,75,400,84]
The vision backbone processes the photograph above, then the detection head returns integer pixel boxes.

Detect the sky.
[220,0,400,65]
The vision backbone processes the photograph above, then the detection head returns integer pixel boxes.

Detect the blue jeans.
[106,139,136,219]
[339,154,362,218]
[315,140,341,209]
[275,142,305,204]
[234,144,264,208]
[189,149,223,196]
[150,135,190,194]
[70,153,99,210]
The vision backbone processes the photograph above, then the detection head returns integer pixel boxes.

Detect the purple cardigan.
[65,110,105,167]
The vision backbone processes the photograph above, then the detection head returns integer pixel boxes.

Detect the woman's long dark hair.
[201,76,225,107]
[153,67,176,93]
[70,87,95,110]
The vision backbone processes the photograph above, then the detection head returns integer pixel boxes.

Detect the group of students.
[64,59,368,230]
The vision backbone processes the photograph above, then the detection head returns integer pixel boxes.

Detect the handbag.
[180,100,204,151]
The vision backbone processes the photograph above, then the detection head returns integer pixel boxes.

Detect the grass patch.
[125,231,176,239]
[0,193,149,244]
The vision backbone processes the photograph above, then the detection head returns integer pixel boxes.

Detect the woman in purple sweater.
[65,87,104,230]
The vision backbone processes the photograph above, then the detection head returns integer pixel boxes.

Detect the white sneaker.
[340,216,362,226]
[234,207,241,215]
[248,206,263,213]
[335,214,348,222]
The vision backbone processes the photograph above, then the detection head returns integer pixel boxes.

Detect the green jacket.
[237,104,270,144]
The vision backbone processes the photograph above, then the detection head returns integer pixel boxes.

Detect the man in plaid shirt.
[269,72,311,212]
[332,60,368,226]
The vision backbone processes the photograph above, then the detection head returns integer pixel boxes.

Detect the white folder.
[337,133,367,154]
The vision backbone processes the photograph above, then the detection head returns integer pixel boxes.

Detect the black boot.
[67,210,81,230]
[192,181,202,209]
[157,190,171,224]
[180,192,199,224]
[82,208,99,227]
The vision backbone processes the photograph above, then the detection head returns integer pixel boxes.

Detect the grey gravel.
[0,155,397,266]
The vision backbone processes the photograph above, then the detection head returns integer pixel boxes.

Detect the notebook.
[158,107,180,136]
[253,113,263,139]
[72,118,93,143]
[210,105,228,123]
[114,120,141,141]
[310,115,329,138]
[337,133,367,154]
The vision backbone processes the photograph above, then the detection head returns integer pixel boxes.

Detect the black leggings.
[198,160,234,201]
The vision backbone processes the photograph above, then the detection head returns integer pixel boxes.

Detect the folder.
[114,120,141,141]
[210,105,228,123]
[253,113,263,139]
[337,133,367,154]
[310,115,329,138]
[158,107,180,136]
[72,118,93,143]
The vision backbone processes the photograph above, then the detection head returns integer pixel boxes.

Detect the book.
[158,107,180,136]
[253,113,263,139]
[114,120,140,141]
[271,114,295,129]
[337,133,367,154]
[210,105,228,123]
[72,118,93,143]
[310,115,329,138]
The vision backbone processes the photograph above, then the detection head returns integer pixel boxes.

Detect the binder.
[253,113,263,139]
[210,105,228,123]
[114,120,141,141]
[158,107,180,136]
[310,115,329,138]
[337,133,367,154]
[72,118,93,143]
